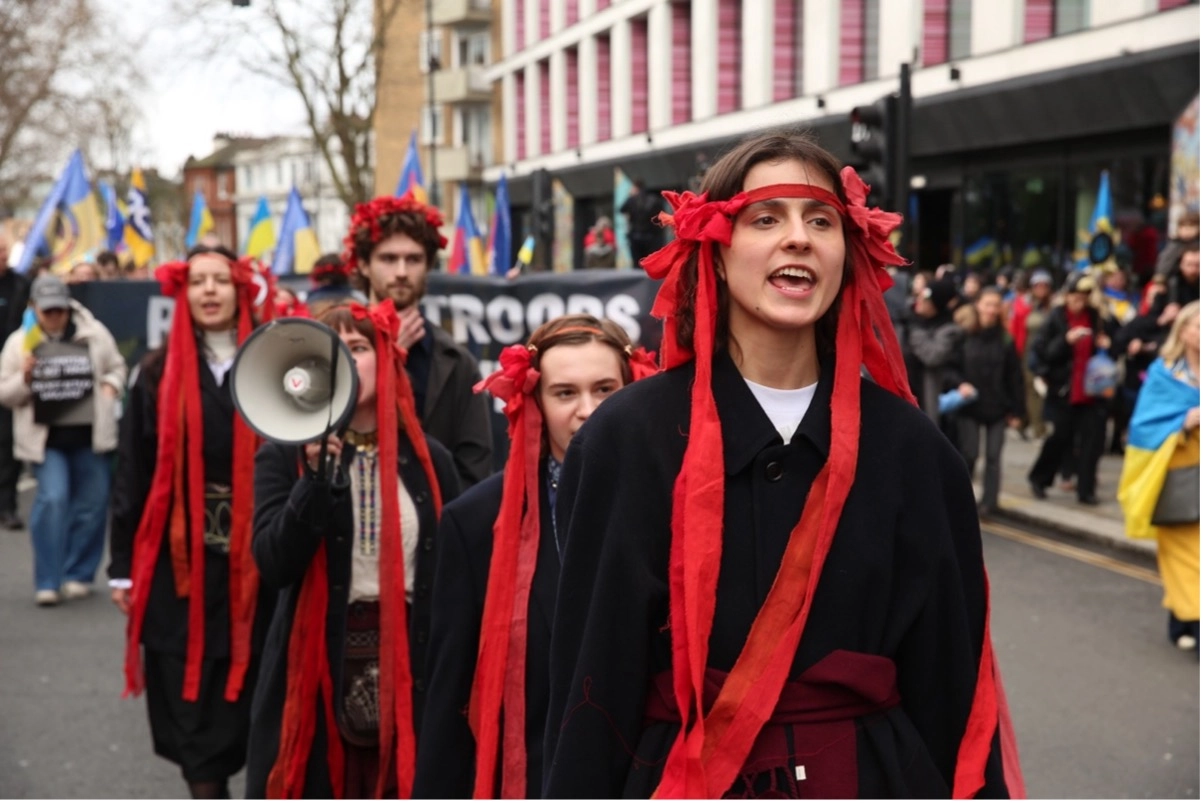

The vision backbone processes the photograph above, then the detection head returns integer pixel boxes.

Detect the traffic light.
[849,95,897,210]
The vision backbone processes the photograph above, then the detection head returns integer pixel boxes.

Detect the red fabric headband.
[342,193,449,274]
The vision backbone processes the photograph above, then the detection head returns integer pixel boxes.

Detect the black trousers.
[1028,399,1107,500]
[0,407,20,514]
[958,418,1007,509]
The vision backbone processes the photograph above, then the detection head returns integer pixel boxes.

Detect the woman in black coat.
[413,314,656,799]
[108,247,274,799]
[543,132,1023,799]
[950,287,1026,515]
[244,302,460,799]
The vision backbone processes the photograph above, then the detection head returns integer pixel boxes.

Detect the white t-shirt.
[744,378,819,445]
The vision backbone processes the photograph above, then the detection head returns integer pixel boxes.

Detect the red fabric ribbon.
[647,168,1014,798]
[123,255,266,705]
[627,346,659,381]
[266,300,442,799]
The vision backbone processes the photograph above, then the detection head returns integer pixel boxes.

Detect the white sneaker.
[34,589,60,607]
[62,581,91,600]
[1176,634,1197,651]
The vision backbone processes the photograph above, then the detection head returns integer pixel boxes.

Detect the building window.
[566,46,580,148]
[949,0,971,59]
[217,173,229,201]
[420,28,443,73]
[597,34,612,142]
[1053,0,1088,34]
[773,0,800,103]
[276,161,283,185]
[538,59,551,155]
[631,16,649,133]
[717,0,741,113]
[456,31,490,67]
[515,71,526,160]
[422,104,444,145]
[671,1,691,124]
[460,107,491,167]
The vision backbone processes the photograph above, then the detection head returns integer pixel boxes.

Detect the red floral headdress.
[642,166,1021,799]
[342,193,448,274]
[123,253,269,706]
[469,331,657,798]
[266,299,442,800]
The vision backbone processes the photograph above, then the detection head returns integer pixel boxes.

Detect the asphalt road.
[0,489,1196,799]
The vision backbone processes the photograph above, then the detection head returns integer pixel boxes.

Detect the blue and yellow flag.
[186,190,216,249]
[395,130,428,203]
[487,173,512,276]
[244,197,276,260]
[272,187,321,275]
[124,167,156,268]
[99,181,126,253]
[447,183,486,276]
[1117,358,1200,539]
[15,150,105,275]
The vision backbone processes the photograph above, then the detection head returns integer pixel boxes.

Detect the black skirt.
[143,650,257,782]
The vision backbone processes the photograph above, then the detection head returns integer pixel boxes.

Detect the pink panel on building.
[566,0,580,26]
[671,2,692,124]
[630,17,649,134]
[515,0,525,50]
[567,47,580,148]
[839,0,865,86]
[922,0,949,65]
[539,60,551,155]
[1024,0,1054,42]
[1159,0,1191,8]
[772,0,798,102]
[597,34,612,142]
[515,71,526,160]
[596,0,611,8]
[539,0,550,40]
[717,0,741,113]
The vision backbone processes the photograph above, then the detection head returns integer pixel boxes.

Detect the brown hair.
[673,130,851,357]
[316,304,377,345]
[528,313,636,385]
[350,210,443,269]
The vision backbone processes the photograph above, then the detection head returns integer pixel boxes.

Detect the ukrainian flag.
[99,181,126,253]
[395,130,428,203]
[15,150,105,275]
[244,197,276,260]
[272,187,321,275]
[447,183,486,275]
[186,190,216,249]
[487,173,512,276]
[1117,358,1201,539]
[124,167,156,268]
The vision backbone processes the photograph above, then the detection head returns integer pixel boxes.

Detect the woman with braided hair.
[413,313,657,798]
[108,245,275,799]
[245,301,460,799]
[543,132,1024,798]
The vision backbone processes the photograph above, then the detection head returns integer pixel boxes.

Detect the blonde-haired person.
[1118,301,1200,650]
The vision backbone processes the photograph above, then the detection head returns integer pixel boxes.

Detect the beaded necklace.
[349,431,381,557]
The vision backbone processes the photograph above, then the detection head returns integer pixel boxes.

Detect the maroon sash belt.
[645,650,900,798]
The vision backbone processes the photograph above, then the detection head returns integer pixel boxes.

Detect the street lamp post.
[425,0,439,209]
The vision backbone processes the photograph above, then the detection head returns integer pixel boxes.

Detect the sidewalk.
[976,428,1155,557]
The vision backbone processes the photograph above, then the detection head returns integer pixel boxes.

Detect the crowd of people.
[0,127,1197,800]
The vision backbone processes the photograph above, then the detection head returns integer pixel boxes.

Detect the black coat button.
[417,630,428,644]
[414,490,428,504]
[399,455,410,467]
[414,678,426,692]
[423,538,434,551]
[765,461,784,482]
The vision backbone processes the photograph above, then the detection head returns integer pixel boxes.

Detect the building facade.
[487,0,1199,274]
[231,136,350,261]
[182,135,270,252]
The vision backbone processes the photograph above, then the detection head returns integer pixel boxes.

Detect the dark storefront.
[503,40,1198,279]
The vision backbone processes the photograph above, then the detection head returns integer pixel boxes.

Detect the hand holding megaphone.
[304,434,344,475]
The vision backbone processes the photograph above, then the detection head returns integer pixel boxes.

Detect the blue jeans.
[30,447,112,592]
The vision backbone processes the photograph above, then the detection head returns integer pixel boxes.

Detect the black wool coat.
[543,351,1010,799]
[244,432,461,799]
[414,324,494,489]
[413,468,559,798]
[951,326,1026,424]
[108,348,275,659]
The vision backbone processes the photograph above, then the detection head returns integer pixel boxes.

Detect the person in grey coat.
[908,277,964,424]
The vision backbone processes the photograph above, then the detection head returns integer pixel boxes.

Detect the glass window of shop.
[957,166,1063,277]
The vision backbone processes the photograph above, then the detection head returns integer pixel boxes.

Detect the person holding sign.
[0,274,126,606]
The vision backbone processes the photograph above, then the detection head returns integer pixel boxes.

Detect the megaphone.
[230,318,359,446]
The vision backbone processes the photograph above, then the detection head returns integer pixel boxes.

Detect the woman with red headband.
[543,132,1024,799]
[245,301,460,800]
[413,314,657,798]
[108,244,274,799]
